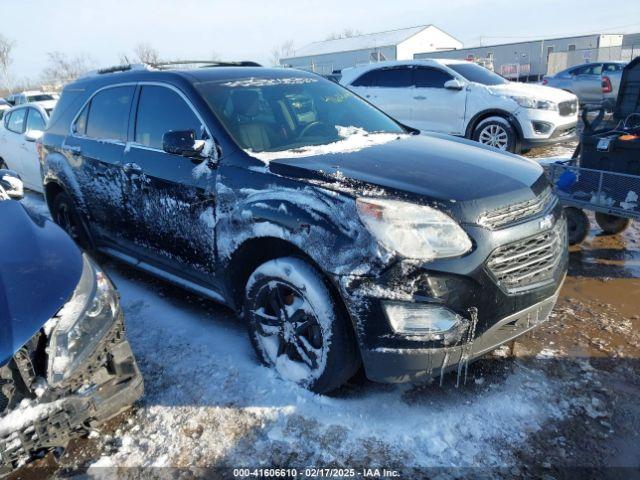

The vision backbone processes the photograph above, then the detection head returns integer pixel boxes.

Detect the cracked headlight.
[356,198,472,260]
[508,95,557,111]
[47,255,118,385]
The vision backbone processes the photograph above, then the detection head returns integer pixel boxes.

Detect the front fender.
[215,171,392,277]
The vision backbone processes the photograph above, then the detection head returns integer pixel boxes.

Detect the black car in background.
[0,170,142,474]
[39,65,567,393]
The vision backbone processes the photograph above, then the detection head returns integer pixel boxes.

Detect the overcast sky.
[3,0,639,80]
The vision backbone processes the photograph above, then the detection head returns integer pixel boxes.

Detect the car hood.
[267,133,546,220]
[0,200,82,366]
[486,82,577,102]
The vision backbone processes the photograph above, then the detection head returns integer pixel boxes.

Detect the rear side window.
[85,86,135,141]
[603,63,624,72]
[134,85,202,149]
[26,109,46,131]
[7,109,26,133]
[413,67,453,88]
[352,67,412,88]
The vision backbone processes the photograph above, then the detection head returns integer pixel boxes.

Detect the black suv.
[40,65,567,393]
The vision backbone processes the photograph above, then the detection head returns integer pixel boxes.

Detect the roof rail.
[148,60,262,69]
[96,63,150,74]
[78,60,262,81]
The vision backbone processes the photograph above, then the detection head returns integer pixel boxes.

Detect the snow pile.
[245,126,409,164]
[80,265,570,472]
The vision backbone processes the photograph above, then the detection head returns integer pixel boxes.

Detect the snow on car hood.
[0,201,82,366]
[267,132,545,213]
[487,82,577,103]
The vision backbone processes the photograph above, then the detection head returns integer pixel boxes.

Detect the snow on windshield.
[245,126,409,164]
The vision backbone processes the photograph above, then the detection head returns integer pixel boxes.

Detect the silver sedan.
[542,61,626,110]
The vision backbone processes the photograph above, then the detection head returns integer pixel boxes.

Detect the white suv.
[340,59,578,153]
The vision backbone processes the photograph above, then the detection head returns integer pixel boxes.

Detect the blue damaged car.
[0,170,142,474]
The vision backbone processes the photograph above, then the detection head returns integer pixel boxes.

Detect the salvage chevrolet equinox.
[39,64,567,393]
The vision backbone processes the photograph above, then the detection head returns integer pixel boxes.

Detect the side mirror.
[0,169,24,200]
[444,79,464,91]
[25,129,44,142]
[162,130,205,158]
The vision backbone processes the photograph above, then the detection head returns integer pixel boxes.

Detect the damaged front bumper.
[337,208,568,384]
[0,314,143,473]
[360,288,561,383]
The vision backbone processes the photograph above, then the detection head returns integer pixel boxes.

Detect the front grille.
[478,187,557,229]
[487,218,566,293]
[559,100,578,116]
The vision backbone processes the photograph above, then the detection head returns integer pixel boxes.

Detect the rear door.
[349,66,413,124]
[122,83,218,281]
[63,85,135,243]
[572,63,604,105]
[411,66,465,134]
[0,108,27,174]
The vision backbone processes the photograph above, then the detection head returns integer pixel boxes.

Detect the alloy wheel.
[252,280,324,372]
[55,202,81,240]
[478,124,509,150]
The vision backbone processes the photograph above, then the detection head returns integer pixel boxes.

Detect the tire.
[594,212,630,235]
[244,256,360,393]
[565,207,590,245]
[52,191,91,250]
[472,116,518,153]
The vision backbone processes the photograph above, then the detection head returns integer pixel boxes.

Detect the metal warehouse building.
[415,34,630,81]
[280,25,462,74]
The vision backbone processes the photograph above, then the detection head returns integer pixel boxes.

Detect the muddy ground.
[9,139,640,479]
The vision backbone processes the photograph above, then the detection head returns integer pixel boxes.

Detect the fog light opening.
[532,121,553,135]
[382,302,467,340]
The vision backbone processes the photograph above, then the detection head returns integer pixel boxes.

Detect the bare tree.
[325,28,361,41]
[0,34,14,92]
[41,51,95,86]
[133,43,161,65]
[270,39,295,66]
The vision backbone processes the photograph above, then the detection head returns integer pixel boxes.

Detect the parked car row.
[2,61,570,473]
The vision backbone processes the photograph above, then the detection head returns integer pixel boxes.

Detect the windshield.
[195,75,405,153]
[28,94,55,102]
[447,63,508,86]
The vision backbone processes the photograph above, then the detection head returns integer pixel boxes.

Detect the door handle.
[123,162,143,175]
[63,145,81,155]
[413,96,427,100]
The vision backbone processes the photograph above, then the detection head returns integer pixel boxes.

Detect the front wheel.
[244,256,360,393]
[594,212,630,235]
[472,117,518,153]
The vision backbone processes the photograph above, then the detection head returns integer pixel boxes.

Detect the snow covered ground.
[16,191,578,475]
